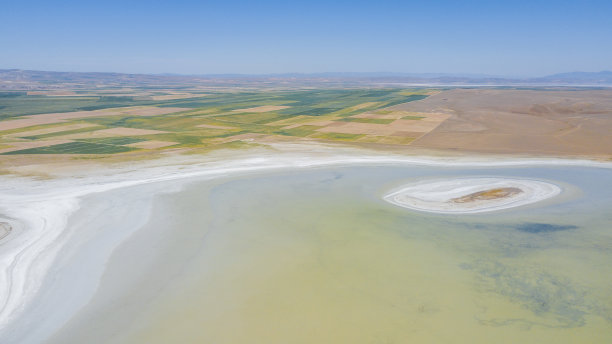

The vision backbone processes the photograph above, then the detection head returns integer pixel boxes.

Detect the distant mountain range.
[531,71,612,84]
[1,69,611,89]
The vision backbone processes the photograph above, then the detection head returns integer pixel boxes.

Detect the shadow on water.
[445,221,578,234]
[515,223,578,233]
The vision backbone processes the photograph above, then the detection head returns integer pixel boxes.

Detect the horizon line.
[3,68,612,80]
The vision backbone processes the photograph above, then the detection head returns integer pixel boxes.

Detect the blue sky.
[1,0,611,76]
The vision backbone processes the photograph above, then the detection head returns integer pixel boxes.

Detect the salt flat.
[0,144,611,343]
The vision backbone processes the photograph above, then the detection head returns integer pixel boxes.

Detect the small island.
[384,178,561,214]
[451,187,523,203]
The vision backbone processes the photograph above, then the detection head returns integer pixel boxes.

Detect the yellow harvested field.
[0,140,73,153]
[231,105,290,113]
[353,111,448,121]
[280,123,304,129]
[353,113,403,120]
[353,134,416,145]
[126,140,178,149]
[348,102,379,110]
[265,115,313,127]
[307,120,340,126]
[215,133,269,143]
[197,123,236,130]
[354,135,383,143]
[390,131,425,137]
[0,107,189,131]
[375,135,416,144]
[282,120,336,129]
[118,107,189,116]
[4,123,99,138]
[316,122,396,136]
[151,94,205,101]
[77,92,151,97]
[314,112,450,138]
[94,127,167,136]
[354,111,412,120]
[26,91,78,96]
[54,127,167,140]
[0,113,95,131]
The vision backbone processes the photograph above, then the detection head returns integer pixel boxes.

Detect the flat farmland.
[4,87,611,160]
[0,88,436,156]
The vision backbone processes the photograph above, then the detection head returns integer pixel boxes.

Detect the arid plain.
[395,88,612,157]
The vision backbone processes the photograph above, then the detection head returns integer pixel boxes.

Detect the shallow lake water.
[49,164,612,343]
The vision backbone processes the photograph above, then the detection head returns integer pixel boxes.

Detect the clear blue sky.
[2,0,611,76]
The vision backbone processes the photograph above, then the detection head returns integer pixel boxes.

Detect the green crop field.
[82,137,146,145]
[311,132,365,141]
[0,93,158,120]
[2,141,136,155]
[1,88,434,155]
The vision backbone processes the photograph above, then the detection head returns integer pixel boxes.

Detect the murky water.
[50,165,612,343]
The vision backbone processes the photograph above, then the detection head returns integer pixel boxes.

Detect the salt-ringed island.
[383,178,562,214]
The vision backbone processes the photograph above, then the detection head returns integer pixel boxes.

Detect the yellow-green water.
[50,165,612,343]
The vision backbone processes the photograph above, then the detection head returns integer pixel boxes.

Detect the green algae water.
[50,164,612,343]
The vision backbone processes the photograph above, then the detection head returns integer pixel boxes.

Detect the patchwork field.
[0,88,437,156]
[4,87,612,160]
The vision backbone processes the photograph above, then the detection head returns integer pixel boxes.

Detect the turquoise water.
[50,164,612,343]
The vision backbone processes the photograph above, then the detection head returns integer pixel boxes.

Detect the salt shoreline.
[1,144,611,342]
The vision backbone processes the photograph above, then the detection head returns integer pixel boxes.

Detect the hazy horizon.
[2,0,611,77]
[3,68,612,79]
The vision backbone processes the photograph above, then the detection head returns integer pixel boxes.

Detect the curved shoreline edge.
[0,144,610,342]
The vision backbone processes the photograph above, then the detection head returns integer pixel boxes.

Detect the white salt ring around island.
[383,178,562,214]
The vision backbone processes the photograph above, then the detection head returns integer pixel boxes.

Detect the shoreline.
[1,143,612,342]
[2,141,612,180]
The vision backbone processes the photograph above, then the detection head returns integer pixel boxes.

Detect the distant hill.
[532,71,612,84]
[1,69,611,90]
